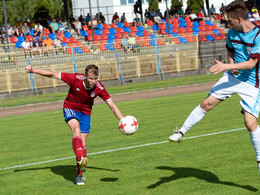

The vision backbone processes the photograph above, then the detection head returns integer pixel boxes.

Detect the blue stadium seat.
[137,26,144,32]
[74,47,84,53]
[179,37,188,43]
[106,43,115,50]
[15,42,22,48]
[179,22,186,28]
[96,24,103,30]
[49,33,56,40]
[205,20,213,26]
[206,35,215,41]
[193,21,199,27]
[80,30,87,36]
[152,25,159,31]
[61,43,68,48]
[136,31,144,37]
[117,22,123,28]
[17,36,24,42]
[108,34,115,39]
[29,29,34,36]
[123,27,130,33]
[64,32,72,38]
[109,28,116,34]
[95,29,103,35]
[172,33,179,38]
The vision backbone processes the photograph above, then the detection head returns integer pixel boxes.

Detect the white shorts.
[209,72,260,118]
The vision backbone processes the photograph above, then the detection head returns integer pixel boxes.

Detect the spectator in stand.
[22,38,31,58]
[221,11,228,28]
[99,12,106,24]
[94,13,100,22]
[79,15,84,24]
[144,9,150,22]
[58,20,65,33]
[30,20,36,29]
[14,19,22,29]
[69,15,76,30]
[75,19,82,36]
[157,9,163,19]
[209,4,216,19]
[82,22,88,31]
[112,12,119,23]
[150,8,156,19]
[13,25,20,36]
[121,34,131,53]
[85,13,91,24]
[50,19,59,33]
[34,22,43,33]
[37,37,44,55]
[185,6,192,15]
[0,28,5,44]
[46,17,52,26]
[121,13,126,23]
[44,35,55,55]
[253,10,260,21]
[197,10,206,21]
[34,27,41,40]
[22,22,30,37]
[128,33,137,52]
[133,14,142,26]
[189,10,203,22]
[30,37,42,57]
[23,17,30,26]
[252,6,258,14]
[154,12,162,25]
[134,1,140,15]
[200,6,207,17]
[7,25,15,37]
[54,36,65,54]
[219,3,225,17]
[177,7,184,16]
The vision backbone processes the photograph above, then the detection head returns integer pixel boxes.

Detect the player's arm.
[209,58,258,74]
[25,65,59,79]
[106,99,123,121]
[227,49,240,75]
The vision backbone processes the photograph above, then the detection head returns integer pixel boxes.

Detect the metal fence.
[0,36,199,93]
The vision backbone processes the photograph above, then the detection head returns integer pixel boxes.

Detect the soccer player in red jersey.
[25,64,123,185]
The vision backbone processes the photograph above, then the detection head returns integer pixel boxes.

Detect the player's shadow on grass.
[147,166,257,192]
[14,165,120,184]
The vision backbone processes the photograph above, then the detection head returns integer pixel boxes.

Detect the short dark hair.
[85,64,99,76]
[225,1,248,20]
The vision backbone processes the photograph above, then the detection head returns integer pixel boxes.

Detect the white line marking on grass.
[0,127,246,171]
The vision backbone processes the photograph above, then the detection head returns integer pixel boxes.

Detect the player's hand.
[231,70,239,75]
[209,59,228,74]
[25,65,32,73]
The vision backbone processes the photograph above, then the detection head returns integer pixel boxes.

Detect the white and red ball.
[119,115,138,135]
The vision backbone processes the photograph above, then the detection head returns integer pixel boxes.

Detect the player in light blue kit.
[169,1,260,174]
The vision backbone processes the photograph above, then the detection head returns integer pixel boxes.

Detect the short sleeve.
[98,88,111,102]
[226,29,234,52]
[60,72,76,86]
[250,34,260,60]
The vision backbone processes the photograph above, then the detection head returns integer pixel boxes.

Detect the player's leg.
[244,111,260,174]
[81,133,88,158]
[169,95,222,142]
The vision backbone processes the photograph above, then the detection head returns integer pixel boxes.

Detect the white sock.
[179,105,207,135]
[249,126,260,162]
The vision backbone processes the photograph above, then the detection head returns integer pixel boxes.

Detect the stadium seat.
[49,33,56,40]
[29,29,34,36]
[124,22,130,27]
[94,34,101,41]
[220,33,227,40]
[152,25,159,31]
[76,41,83,46]
[200,35,208,42]
[130,26,137,32]
[56,32,64,38]
[62,37,69,43]
[95,29,103,35]
[70,37,77,43]
[115,33,122,39]
[96,24,103,30]
[117,28,123,33]
[18,36,25,42]
[143,30,150,36]
[136,31,144,37]
[108,34,115,39]
[122,32,129,38]
[81,46,90,53]
[199,21,206,26]
[10,36,18,43]
[179,37,188,43]
[64,32,72,38]
[61,43,68,48]
[213,34,221,40]
[109,28,117,34]
[110,23,117,29]
[102,29,109,35]
[15,41,22,48]
[179,22,186,28]
[74,47,84,53]
[123,27,130,33]
[172,33,179,38]
[206,35,215,41]
[147,20,153,26]
[117,22,123,28]
[67,48,72,54]
[186,27,193,33]
[199,26,205,31]
[157,39,165,45]
[106,43,115,50]
[212,24,218,30]
[205,20,213,26]
[43,28,50,35]
[101,34,108,40]
[137,26,144,32]
[87,36,93,41]
[103,23,110,29]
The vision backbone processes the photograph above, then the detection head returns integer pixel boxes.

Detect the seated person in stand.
[54,36,65,54]
[22,38,32,58]
[30,37,42,57]
[43,35,55,55]
[121,34,131,53]
[133,14,142,26]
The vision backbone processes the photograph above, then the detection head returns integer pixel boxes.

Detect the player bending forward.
[25,64,123,185]
[169,1,260,174]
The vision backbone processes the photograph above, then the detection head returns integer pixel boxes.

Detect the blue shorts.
[63,108,91,133]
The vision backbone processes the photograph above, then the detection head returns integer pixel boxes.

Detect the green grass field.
[1,89,260,194]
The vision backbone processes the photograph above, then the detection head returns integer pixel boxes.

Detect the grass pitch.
[1,90,260,194]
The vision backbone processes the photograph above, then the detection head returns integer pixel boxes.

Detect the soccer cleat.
[169,130,184,143]
[78,157,88,172]
[75,175,86,186]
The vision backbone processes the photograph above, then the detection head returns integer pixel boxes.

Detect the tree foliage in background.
[171,0,183,9]
[187,0,204,14]
[148,0,159,11]
[0,0,72,26]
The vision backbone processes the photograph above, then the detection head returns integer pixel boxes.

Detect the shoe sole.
[80,158,88,172]
[76,182,85,186]
[169,138,182,143]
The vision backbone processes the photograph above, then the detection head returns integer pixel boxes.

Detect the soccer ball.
[119,115,138,135]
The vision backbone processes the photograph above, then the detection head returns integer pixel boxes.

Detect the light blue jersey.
[226,26,260,88]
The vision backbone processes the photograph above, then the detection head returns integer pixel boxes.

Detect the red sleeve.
[60,72,76,86]
[99,87,111,101]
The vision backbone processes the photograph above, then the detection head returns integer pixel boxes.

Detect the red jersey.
[60,72,111,115]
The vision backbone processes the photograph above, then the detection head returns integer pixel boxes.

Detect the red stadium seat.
[62,37,69,43]
[147,20,153,26]
[81,46,90,53]
[70,37,77,43]
[10,36,18,43]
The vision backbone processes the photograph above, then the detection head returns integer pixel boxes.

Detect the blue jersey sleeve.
[226,29,234,52]
[250,34,260,60]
